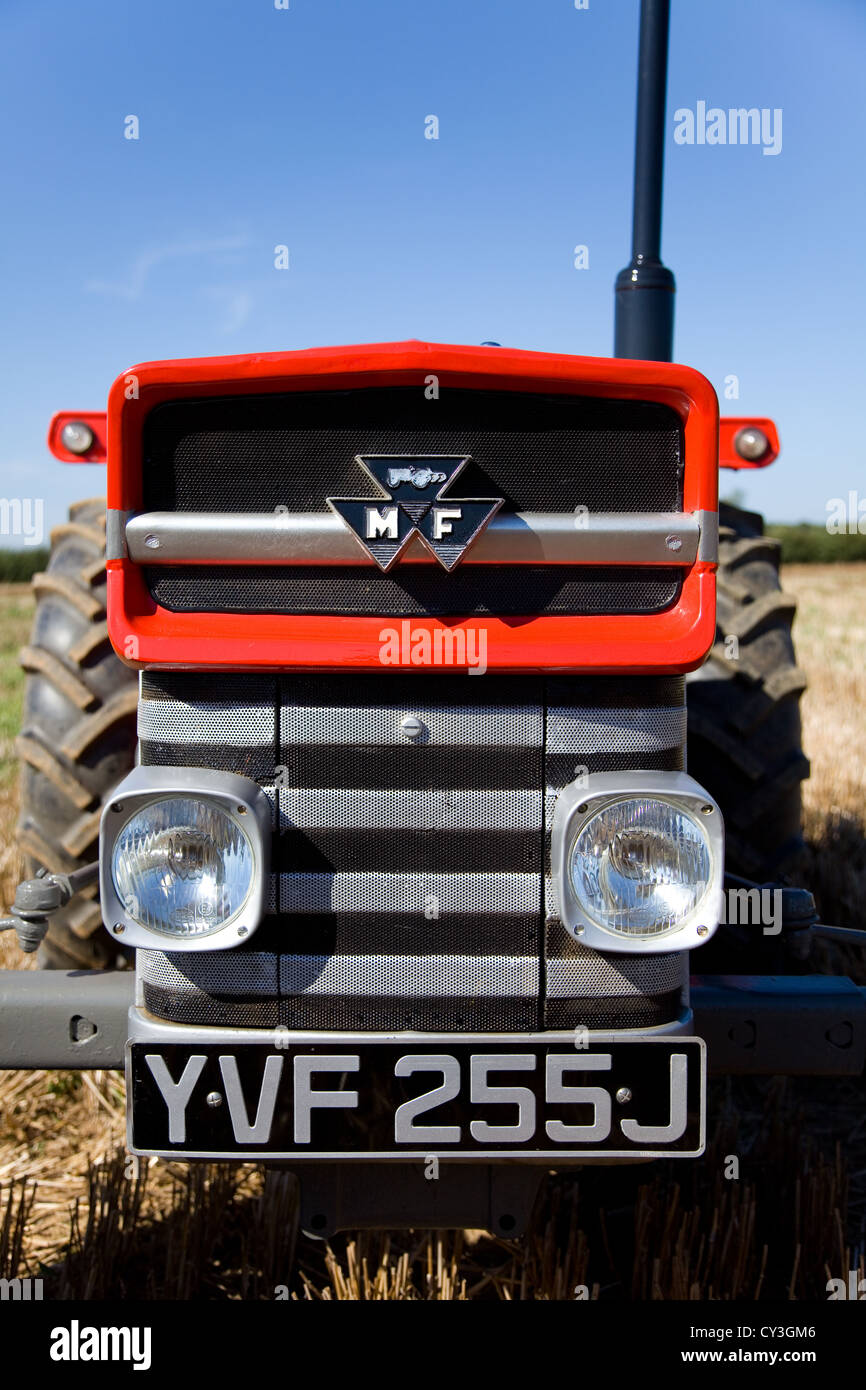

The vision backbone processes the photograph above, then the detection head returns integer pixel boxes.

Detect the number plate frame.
[128,1034,706,1160]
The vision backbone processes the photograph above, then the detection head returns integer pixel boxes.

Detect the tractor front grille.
[137,672,688,1030]
[140,385,684,618]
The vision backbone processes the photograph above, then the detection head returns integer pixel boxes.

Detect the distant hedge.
[766,525,866,564]
[0,549,49,581]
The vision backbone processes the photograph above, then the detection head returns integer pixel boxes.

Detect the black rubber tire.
[16,499,138,969]
[686,502,809,880]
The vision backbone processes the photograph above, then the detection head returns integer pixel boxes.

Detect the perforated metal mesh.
[142,386,683,515]
[279,871,538,915]
[147,565,682,618]
[278,788,541,831]
[138,701,275,746]
[139,950,279,997]
[137,672,689,1031]
[279,953,539,998]
[546,706,687,754]
[279,701,542,748]
[545,949,686,998]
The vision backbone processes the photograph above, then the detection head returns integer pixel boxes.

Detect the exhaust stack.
[614,0,676,362]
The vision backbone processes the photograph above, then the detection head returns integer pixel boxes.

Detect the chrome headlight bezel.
[550,771,724,954]
[99,766,272,952]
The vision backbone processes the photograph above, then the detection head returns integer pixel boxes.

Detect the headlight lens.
[569,798,713,938]
[111,797,255,938]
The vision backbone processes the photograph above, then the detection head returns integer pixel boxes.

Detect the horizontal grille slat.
[257,913,538,957]
[545,951,686,998]
[279,703,542,747]
[279,953,539,998]
[278,871,539,915]
[278,828,540,874]
[277,746,543,791]
[546,706,687,754]
[138,701,275,746]
[278,787,541,830]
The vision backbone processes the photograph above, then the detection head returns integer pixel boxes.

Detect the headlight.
[100,767,271,951]
[570,800,712,937]
[112,798,254,938]
[551,772,724,953]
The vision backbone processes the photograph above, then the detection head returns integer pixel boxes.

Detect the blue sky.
[1,0,863,535]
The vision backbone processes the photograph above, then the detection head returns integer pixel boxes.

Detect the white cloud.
[85,235,250,301]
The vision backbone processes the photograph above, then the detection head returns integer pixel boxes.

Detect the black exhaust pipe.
[614,0,675,362]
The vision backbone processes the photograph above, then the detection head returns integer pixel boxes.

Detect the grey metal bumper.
[1,969,865,1075]
[0,968,134,1069]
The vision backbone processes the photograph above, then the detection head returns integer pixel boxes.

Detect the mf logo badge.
[327,455,503,571]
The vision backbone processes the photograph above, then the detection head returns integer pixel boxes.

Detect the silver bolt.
[144,534,161,549]
[112,802,124,813]
[113,923,124,935]
[616,1087,632,1104]
[734,426,769,462]
[400,714,425,740]
[696,925,709,937]
[574,924,585,936]
[60,421,94,455]
[665,534,683,552]
[206,1092,223,1108]
[237,925,248,937]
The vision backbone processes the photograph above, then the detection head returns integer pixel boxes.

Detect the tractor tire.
[686,502,809,880]
[16,499,138,969]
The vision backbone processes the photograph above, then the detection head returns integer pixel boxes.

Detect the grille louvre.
[138,672,688,1031]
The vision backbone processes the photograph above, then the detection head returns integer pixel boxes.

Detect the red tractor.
[2,0,860,1238]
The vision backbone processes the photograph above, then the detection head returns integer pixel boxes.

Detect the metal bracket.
[691,974,866,1075]
[0,969,134,1070]
[293,1161,546,1239]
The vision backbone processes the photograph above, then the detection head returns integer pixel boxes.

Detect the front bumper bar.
[1,970,865,1075]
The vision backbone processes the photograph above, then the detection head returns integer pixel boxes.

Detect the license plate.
[128,1035,705,1160]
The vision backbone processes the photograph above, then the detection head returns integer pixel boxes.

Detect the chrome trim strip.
[125,509,702,567]
[696,508,719,564]
[106,507,133,561]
